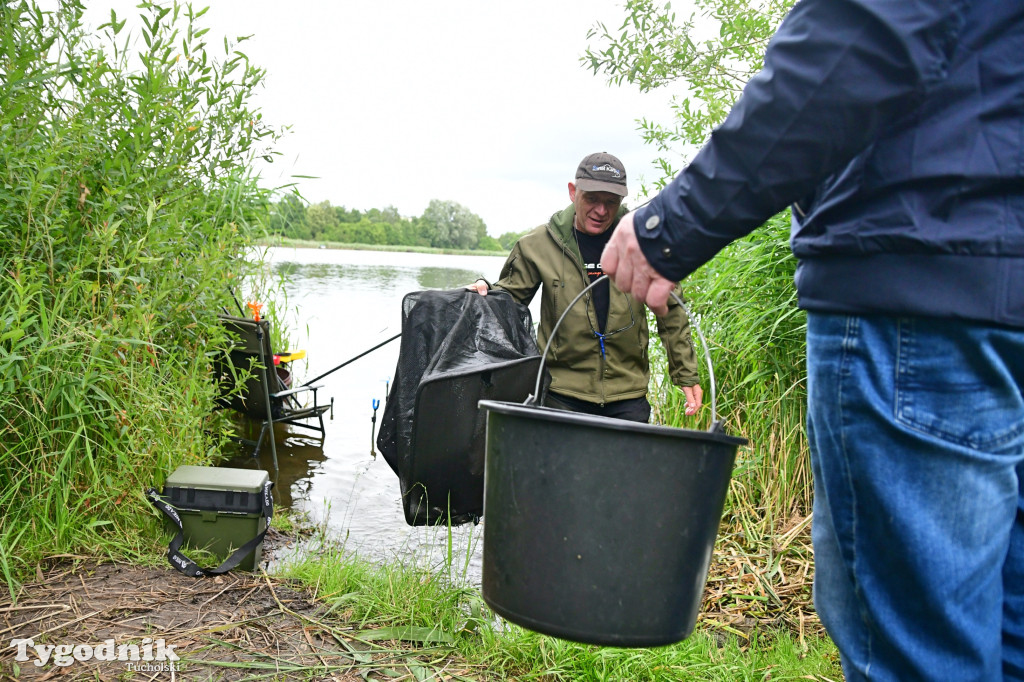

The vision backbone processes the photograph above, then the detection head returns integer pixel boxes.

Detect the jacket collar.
[548,203,630,256]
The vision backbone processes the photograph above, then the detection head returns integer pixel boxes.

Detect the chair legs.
[255,420,273,464]
[227,402,327,470]
[275,415,326,436]
[245,411,326,468]
[232,420,273,463]
[255,350,280,471]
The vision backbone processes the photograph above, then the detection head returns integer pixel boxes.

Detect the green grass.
[477,627,842,681]
[280,544,842,681]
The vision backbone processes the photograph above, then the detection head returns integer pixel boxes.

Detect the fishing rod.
[300,333,402,387]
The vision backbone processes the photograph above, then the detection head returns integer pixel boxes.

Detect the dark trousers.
[544,391,651,423]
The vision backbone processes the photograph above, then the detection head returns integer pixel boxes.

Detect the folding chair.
[216,314,330,469]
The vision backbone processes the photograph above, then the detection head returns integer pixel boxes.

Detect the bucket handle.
[527,274,721,431]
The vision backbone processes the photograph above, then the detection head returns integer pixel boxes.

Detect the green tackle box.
[161,465,270,572]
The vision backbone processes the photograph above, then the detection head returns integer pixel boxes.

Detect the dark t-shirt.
[574,228,612,333]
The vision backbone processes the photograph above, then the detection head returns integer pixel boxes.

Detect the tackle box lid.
[165,465,269,493]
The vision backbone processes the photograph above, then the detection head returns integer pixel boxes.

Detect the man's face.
[569,183,622,235]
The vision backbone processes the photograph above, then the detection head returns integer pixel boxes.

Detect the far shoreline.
[261,236,509,258]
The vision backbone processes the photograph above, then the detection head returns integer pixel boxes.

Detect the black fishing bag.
[377,288,544,526]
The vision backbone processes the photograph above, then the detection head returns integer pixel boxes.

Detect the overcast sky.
[82,1,683,237]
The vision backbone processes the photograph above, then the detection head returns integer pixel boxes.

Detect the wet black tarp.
[377,288,543,525]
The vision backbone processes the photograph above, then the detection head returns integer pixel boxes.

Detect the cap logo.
[591,163,621,178]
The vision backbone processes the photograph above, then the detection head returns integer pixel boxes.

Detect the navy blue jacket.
[634,0,1024,327]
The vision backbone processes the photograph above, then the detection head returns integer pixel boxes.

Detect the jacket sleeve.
[491,235,543,305]
[653,285,700,387]
[633,0,962,281]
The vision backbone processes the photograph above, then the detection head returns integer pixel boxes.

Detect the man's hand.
[466,279,488,296]
[682,384,703,416]
[602,212,677,316]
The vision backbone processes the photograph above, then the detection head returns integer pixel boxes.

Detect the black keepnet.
[377,288,541,525]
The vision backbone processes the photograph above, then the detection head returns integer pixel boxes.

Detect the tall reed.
[647,214,815,628]
[0,1,280,593]
[651,214,808,523]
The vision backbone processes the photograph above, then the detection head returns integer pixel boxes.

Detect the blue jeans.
[806,313,1024,681]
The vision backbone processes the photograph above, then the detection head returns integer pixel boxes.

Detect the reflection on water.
[221,418,328,510]
[416,266,487,290]
[273,260,491,297]
[222,247,518,584]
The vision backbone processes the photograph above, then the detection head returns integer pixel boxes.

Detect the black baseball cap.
[575,152,627,197]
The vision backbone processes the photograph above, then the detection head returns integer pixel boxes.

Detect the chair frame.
[216,314,330,469]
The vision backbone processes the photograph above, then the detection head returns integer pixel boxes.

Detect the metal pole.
[301,333,401,387]
[256,326,279,471]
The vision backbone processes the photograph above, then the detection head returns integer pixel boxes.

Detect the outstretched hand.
[601,212,677,316]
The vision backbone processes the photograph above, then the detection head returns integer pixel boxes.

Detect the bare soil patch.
[0,531,477,682]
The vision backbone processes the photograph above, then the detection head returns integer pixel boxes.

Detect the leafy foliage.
[0,0,278,588]
[585,0,792,188]
[421,198,487,250]
[496,228,532,251]
[587,1,811,528]
[267,195,502,251]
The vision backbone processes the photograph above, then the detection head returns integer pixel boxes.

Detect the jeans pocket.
[894,318,1024,451]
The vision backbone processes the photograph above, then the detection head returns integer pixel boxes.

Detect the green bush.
[0,0,280,591]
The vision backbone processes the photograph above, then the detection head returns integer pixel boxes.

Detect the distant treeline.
[268,195,527,251]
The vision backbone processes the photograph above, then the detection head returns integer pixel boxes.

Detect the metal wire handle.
[526,274,719,428]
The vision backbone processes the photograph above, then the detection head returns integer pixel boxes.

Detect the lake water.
[222,246,530,584]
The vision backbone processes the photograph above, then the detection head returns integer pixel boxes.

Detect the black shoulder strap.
[145,480,273,577]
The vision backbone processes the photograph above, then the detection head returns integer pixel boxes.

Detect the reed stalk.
[648,213,814,628]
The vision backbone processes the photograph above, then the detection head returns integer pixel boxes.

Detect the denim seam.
[894,320,1024,450]
[839,314,873,677]
[895,317,911,441]
[898,408,1024,451]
